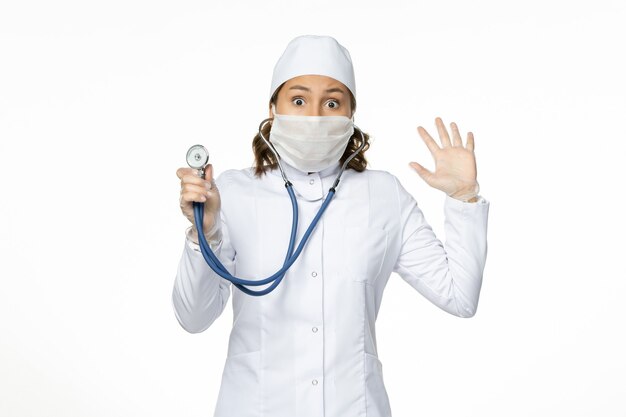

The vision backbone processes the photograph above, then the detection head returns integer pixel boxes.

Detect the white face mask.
[269,103,355,173]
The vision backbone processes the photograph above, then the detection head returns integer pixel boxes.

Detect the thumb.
[205,164,217,188]
[408,162,433,183]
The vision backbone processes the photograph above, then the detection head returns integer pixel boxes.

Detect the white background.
[1,0,625,416]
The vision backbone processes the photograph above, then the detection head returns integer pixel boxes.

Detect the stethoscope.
[185,117,366,296]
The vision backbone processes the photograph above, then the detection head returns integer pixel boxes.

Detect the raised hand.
[409,117,480,202]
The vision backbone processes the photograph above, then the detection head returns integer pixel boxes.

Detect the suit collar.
[269,159,342,180]
[267,159,343,202]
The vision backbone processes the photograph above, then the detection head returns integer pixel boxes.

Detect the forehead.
[282,74,348,91]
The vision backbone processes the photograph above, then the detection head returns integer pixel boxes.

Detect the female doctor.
[172,35,490,417]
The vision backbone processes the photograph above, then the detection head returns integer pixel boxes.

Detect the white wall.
[1,0,624,416]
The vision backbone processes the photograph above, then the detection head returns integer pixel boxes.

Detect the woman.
[172,35,489,417]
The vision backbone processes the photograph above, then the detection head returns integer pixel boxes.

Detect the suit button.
[309,179,315,185]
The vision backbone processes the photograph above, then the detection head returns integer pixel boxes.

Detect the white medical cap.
[269,35,356,103]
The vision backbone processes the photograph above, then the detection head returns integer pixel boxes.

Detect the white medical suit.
[172,159,490,417]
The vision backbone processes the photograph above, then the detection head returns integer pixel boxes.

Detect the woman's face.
[270,74,353,119]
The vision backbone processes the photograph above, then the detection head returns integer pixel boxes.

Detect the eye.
[292,97,305,106]
[326,99,340,109]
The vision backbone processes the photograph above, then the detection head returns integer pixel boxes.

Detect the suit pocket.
[365,352,392,417]
[341,226,388,285]
[214,350,262,417]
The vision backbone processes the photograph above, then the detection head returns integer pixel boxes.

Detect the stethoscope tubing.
[191,117,364,296]
[193,186,336,296]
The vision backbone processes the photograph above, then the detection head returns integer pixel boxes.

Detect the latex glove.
[176,163,222,244]
[409,117,480,202]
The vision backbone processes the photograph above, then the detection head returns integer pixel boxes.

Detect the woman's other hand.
[176,164,222,242]
[409,117,480,202]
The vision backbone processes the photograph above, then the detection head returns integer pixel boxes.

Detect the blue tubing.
[192,183,336,296]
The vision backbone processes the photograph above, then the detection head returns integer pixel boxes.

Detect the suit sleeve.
[391,175,490,318]
[171,173,236,333]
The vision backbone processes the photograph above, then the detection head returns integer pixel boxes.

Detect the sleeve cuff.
[446,193,488,205]
[185,226,223,253]
[444,194,489,218]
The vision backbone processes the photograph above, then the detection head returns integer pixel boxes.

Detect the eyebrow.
[288,85,345,95]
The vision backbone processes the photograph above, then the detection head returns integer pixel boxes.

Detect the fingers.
[417,126,440,155]
[467,132,475,152]
[181,190,207,203]
[176,167,195,179]
[177,164,214,181]
[419,118,474,151]
[178,163,216,205]
[180,181,211,201]
[435,117,451,147]
[185,184,212,196]
[450,122,463,147]
[179,165,215,187]
[417,117,455,153]
[181,181,214,202]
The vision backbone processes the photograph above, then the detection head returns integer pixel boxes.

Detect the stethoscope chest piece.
[186,144,209,178]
